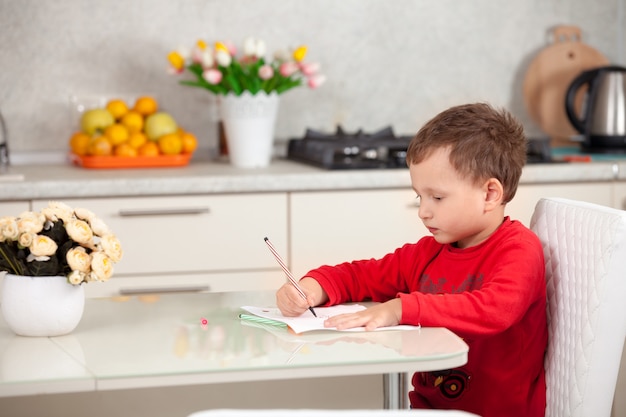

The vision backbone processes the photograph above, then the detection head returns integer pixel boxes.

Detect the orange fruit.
[133,96,158,116]
[69,131,91,156]
[87,136,113,156]
[157,133,183,155]
[180,131,198,154]
[105,99,129,120]
[138,141,160,157]
[114,143,138,157]
[104,123,130,146]
[120,110,144,133]
[127,131,148,149]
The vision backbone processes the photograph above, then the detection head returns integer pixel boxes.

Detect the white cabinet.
[613,183,626,211]
[0,201,30,215]
[506,182,613,227]
[289,189,429,278]
[33,194,288,297]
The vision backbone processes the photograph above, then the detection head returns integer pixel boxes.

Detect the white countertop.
[0,155,624,200]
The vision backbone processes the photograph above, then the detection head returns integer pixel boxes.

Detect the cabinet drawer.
[506,182,613,226]
[0,201,30,215]
[33,194,288,276]
[290,189,428,278]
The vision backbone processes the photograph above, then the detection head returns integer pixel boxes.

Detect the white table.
[0,291,468,409]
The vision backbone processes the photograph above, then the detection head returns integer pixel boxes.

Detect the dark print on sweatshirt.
[419,273,484,294]
[420,369,471,400]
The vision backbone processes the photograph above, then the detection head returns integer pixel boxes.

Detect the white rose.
[89,216,110,237]
[29,235,58,257]
[74,207,96,222]
[16,211,45,234]
[66,246,92,273]
[18,232,34,248]
[42,201,73,223]
[100,234,123,262]
[87,271,100,282]
[66,219,93,245]
[91,251,113,281]
[68,270,85,285]
[0,217,19,241]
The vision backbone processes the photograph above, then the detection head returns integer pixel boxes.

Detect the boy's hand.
[276,277,327,317]
[324,298,402,331]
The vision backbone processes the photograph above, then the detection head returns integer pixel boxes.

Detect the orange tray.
[69,153,192,169]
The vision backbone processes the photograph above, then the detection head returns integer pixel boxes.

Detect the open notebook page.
[240,304,420,334]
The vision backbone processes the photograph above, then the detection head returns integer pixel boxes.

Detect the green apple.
[81,109,115,135]
[144,112,178,141]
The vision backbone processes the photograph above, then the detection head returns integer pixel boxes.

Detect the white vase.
[219,91,279,168]
[1,274,85,337]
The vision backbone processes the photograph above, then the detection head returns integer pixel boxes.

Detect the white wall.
[0,0,624,155]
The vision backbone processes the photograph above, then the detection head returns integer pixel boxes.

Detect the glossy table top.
[0,292,468,397]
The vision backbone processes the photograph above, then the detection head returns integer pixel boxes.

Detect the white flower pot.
[1,274,85,337]
[219,91,279,168]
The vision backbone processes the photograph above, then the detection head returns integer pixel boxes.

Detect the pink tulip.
[307,74,326,89]
[203,68,223,85]
[258,65,274,80]
[299,61,320,76]
[224,41,237,56]
[279,61,299,77]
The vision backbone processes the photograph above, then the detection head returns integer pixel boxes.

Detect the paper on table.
[240,304,420,334]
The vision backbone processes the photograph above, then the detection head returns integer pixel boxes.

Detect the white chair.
[530,197,626,417]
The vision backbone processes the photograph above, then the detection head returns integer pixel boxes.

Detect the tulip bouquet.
[167,36,326,96]
[0,201,123,284]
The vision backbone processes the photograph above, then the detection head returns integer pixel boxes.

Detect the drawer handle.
[118,207,210,217]
[119,285,210,295]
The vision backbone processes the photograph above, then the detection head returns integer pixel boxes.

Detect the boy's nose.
[418,203,431,220]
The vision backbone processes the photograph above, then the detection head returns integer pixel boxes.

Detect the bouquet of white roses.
[0,201,123,285]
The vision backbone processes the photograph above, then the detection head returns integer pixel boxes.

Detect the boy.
[276,103,547,417]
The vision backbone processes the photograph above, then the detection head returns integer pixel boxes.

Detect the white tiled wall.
[0,0,624,154]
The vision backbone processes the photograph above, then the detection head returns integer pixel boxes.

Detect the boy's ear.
[483,178,504,210]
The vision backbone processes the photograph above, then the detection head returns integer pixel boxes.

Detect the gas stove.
[286,126,413,169]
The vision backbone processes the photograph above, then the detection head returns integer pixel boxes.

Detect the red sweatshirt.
[306,218,547,417]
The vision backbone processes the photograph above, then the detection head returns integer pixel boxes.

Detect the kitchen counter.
[0,156,623,201]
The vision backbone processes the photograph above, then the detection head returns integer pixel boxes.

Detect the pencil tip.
[264,237,268,241]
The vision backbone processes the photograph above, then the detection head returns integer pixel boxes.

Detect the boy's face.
[409,147,497,249]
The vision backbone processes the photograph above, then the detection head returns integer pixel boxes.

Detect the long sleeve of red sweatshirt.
[305,218,547,417]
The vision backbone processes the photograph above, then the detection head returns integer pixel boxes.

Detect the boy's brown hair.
[406,103,526,203]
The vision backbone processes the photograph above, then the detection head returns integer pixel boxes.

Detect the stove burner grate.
[287,126,414,170]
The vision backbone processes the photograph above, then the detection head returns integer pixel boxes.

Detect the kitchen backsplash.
[0,0,624,156]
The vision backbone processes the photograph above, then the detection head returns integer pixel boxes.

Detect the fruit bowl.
[68,95,197,169]
[69,153,192,169]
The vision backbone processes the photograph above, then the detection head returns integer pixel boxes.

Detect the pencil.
[264,237,318,317]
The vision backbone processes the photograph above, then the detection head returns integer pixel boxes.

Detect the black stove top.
[286,127,558,170]
[287,126,413,169]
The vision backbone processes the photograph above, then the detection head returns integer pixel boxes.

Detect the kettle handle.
[565,68,600,133]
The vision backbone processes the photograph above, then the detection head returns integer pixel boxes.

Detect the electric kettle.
[565,65,626,152]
